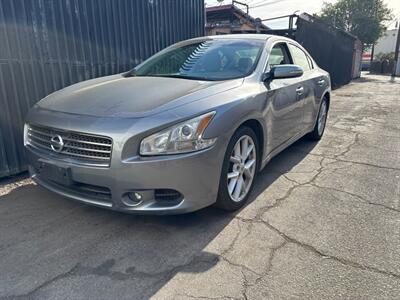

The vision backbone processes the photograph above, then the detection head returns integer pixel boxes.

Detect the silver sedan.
[24,34,331,214]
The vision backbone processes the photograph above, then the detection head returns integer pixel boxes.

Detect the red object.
[362,53,371,61]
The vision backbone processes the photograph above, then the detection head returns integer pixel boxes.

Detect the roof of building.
[206,4,269,30]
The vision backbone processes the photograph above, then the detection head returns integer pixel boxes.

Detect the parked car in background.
[362,52,372,71]
[24,34,331,214]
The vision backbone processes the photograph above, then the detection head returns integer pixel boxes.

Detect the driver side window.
[267,43,292,69]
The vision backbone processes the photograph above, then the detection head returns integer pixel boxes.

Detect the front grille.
[38,175,112,204]
[27,124,112,166]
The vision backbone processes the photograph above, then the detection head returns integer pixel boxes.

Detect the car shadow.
[0,138,317,299]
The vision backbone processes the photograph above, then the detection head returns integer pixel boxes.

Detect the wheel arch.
[322,91,330,110]
[237,118,265,169]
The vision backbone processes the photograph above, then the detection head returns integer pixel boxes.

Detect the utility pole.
[370,44,375,64]
[392,21,400,78]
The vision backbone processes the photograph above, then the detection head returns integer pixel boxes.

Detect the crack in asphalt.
[230,131,400,293]
[2,264,79,300]
[280,172,400,214]
[240,240,288,300]
[333,132,360,159]
[176,292,240,300]
[311,183,400,213]
[290,124,399,171]
[3,151,397,299]
[5,219,260,299]
[2,76,399,299]
[3,220,254,299]
[254,156,327,220]
[327,126,400,138]
[3,253,222,299]
[235,214,400,285]
[218,220,264,277]
[261,220,400,280]
[294,150,400,171]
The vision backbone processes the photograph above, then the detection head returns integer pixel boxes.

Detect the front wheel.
[216,126,259,211]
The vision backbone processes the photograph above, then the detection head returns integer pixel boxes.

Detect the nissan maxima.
[24,34,331,214]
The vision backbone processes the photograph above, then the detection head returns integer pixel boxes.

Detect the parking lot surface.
[0,74,399,299]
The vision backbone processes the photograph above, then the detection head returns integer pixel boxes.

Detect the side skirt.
[260,127,312,171]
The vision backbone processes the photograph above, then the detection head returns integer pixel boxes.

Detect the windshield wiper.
[154,74,217,81]
[124,69,137,78]
[124,72,217,81]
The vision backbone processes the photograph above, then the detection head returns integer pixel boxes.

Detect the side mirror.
[263,65,304,81]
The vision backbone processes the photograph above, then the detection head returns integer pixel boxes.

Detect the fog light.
[125,192,143,206]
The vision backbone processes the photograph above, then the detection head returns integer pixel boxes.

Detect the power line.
[246,0,266,6]
[249,0,291,9]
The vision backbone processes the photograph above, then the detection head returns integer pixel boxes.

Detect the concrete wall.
[374,29,398,55]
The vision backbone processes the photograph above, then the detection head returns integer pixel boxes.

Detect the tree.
[375,52,395,60]
[318,0,392,47]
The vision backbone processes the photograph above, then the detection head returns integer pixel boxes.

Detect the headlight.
[140,112,217,155]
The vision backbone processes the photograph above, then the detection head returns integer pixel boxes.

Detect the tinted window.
[268,44,291,67]
[132,39,265,81]
[288,44,311,71]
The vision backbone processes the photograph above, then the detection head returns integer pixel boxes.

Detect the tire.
[307,96,329,140]
[216,126,259,211]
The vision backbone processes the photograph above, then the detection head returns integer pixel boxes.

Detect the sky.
[205,0,400,29]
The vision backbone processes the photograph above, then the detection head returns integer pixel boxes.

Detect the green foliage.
[375,52,395,60]
[318,0,392,47]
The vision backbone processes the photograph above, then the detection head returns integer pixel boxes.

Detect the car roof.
[186,34,295,43]
[207,34,272,40]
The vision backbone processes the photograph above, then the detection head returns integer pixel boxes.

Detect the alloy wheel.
[318,101,327,135]
[227,135,257,202]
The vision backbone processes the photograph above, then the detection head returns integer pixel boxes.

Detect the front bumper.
[26,141,224,215]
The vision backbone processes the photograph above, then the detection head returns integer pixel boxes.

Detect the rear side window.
[288,44,311,71]
[267,43,292,68]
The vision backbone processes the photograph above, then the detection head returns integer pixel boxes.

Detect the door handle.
[296,86,304,96]
[317,79,325,86]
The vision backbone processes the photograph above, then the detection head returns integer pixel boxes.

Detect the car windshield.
[131,39,265,81]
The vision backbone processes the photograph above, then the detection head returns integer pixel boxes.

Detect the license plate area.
[37,162,72,186]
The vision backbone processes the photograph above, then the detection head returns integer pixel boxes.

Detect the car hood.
[36,74,243,118]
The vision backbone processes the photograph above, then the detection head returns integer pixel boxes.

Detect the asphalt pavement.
[0,74,399,299]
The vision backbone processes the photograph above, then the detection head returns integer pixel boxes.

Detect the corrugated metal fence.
[295,16,357,87]
[0,0,205,178]
[266,14,361,87]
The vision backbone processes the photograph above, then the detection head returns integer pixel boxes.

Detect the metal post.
[370,44,374,63]
[233,0,249,15]
[391,22,400,77]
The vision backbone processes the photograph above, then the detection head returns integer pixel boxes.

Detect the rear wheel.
[308,96,328,140]
[216,126,259,211]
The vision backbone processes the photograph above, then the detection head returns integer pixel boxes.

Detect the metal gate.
[0,0,205,178]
